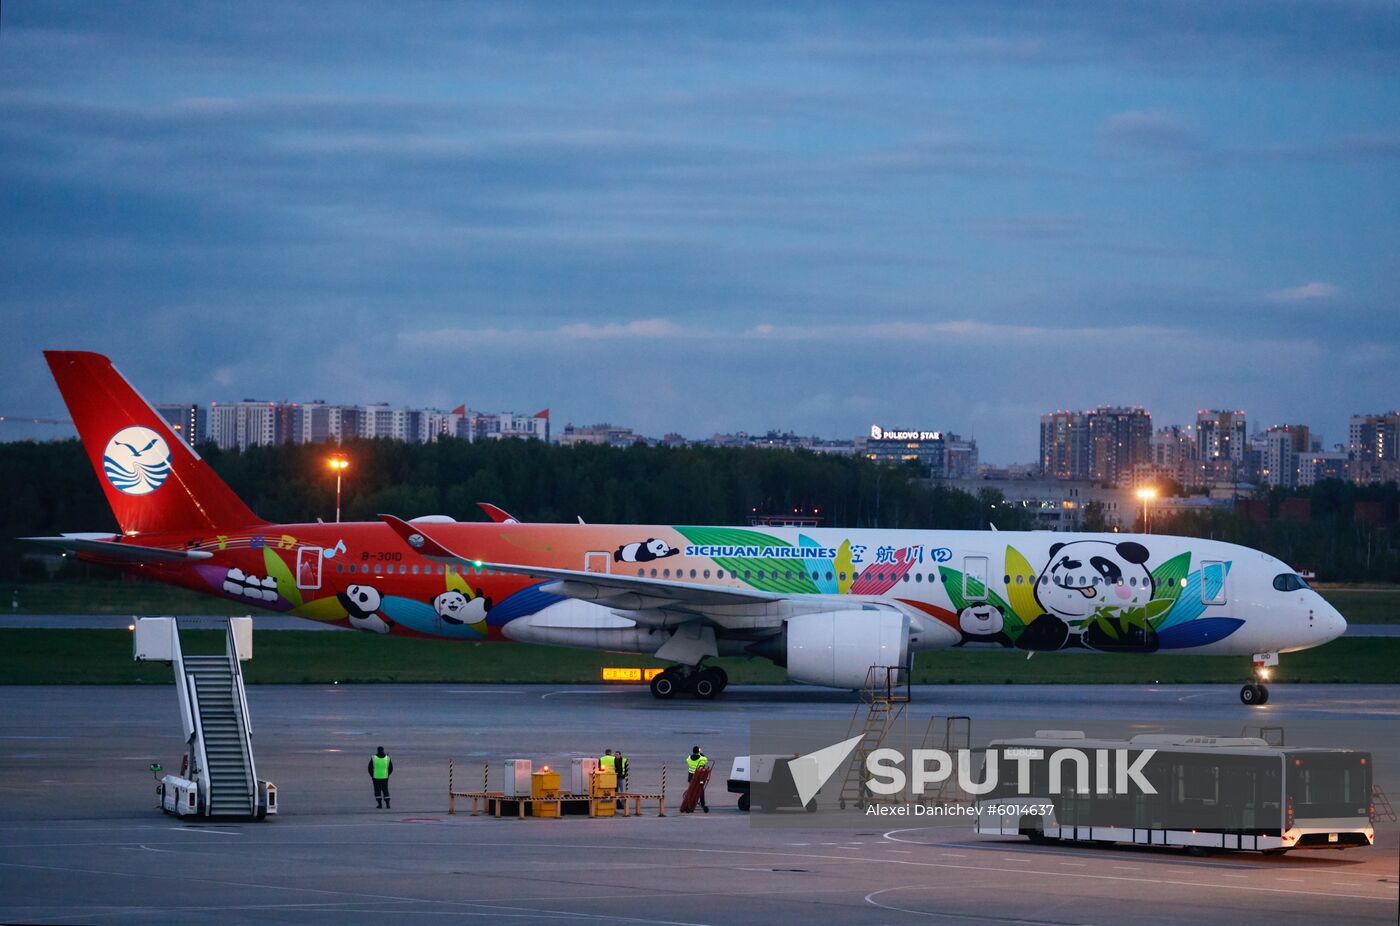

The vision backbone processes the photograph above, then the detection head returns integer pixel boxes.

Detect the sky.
[1,1,1397,462]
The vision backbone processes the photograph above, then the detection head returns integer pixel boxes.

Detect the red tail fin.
[44,351,265,536]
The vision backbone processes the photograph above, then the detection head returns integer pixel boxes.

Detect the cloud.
[1098,111,1202,153]
[1263,281,1343,303]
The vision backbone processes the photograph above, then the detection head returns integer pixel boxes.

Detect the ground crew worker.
[613,749,629,791]
[614,748,630,809]
[599,749,616,774]
[686,745,709,813]
[368,746,393,809]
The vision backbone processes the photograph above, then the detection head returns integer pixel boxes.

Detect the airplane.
[26,351,1346,705]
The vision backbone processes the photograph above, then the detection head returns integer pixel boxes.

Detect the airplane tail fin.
[44,351,266,536]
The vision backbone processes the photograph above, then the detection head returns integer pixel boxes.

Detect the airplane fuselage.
[96,519,1344,660]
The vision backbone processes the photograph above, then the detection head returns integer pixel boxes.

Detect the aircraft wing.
[22,534,214,564]
[379,514,784,608]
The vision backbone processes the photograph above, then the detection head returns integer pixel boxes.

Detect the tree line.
[1,438,1396,582]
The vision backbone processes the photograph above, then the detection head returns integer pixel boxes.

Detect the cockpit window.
[1273,573,1310,592]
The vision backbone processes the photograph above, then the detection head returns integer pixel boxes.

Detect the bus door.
[1201,561,1227,605]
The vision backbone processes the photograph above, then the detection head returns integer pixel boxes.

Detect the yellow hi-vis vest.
[599,754,616,771]
[686,754,708,773]
[372,755,391,779]
[616,756,629,776]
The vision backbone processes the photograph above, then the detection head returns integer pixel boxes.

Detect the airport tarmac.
[1,682,1396,925]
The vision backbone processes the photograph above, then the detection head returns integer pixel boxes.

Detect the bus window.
[1288,753,1371,821]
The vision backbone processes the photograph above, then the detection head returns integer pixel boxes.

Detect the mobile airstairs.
[134,617,276,819]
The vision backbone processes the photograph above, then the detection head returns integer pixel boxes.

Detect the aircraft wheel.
[737,793,750,812]
[1255,684,1270,705]
[650,670,680,699]
[1240,683,1261,705]
[711,666,729,692]
[693,669,723,700]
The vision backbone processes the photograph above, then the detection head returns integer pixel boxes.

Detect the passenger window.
[902,573,910,582]
[337,564,344,573]
[1003,575,1011,584]
[743,570,751,580]
[784,571,792,580]
[638,568,645,576]
[650,568,657,577]
[664,569,671,577]
[717,570,724,579]
[689,569,696,578]
[914,573,922,583]
[703,570,711,579]
[826,571,833,581]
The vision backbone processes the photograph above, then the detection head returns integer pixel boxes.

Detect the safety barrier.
[448,759,666,818]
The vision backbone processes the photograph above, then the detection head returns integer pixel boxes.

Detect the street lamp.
[1136,486,1157,534]
[327,454,349,523]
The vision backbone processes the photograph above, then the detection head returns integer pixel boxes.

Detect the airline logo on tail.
[102,426,172,496]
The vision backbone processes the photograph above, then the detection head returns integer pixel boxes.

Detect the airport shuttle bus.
[974,732,1375,854]
[26,351,1348,703]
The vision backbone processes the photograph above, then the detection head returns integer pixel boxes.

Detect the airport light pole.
[1136,486,1157,534]
[328,453,349,522]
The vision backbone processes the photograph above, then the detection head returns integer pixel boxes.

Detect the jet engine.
[781,610,910,689]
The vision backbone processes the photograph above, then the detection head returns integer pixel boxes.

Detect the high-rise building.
[155,403,207,447]
[1262,425,1312,488]
[1349,412,1400,484]
[1086,406,1152,486]
[1149,425,1195,484]
[1039,411,1089,480]
[1190,409,1247,485]
[209,401,282,450]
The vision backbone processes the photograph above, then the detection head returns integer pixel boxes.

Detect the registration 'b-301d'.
[28,351,1346,705]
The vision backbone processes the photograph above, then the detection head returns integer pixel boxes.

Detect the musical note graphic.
[216,535,229,551]
[278,534,297,550]
[321,539,348,560]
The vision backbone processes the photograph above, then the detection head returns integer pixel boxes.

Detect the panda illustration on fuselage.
[432,589,492,626]
[956,604,1013,647]
[614,538,680,563]
[1015,540,1160,653]
[337,584,392,634]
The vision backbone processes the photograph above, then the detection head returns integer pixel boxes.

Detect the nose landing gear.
[1240,682,1269,705]
[1241,652,1277,706]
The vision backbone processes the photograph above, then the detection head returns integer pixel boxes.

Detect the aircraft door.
[296,546,323,590]
[963,555,989,602]
[1201,561,1227,605]
[584,551,611,574]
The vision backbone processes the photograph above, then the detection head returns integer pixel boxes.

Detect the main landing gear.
[1240,654,1276,706]
[649,664,729,700]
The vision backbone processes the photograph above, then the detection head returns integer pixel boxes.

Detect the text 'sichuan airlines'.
[29,351,1346,704]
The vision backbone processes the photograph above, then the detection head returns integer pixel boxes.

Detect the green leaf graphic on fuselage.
[676,526,820,594]
[938,565,1017,624]
[1150,552,1190,606]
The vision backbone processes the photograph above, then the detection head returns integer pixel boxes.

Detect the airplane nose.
[1317,598,1347,644]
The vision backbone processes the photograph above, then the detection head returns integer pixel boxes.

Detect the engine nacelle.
[784,610,910,689]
